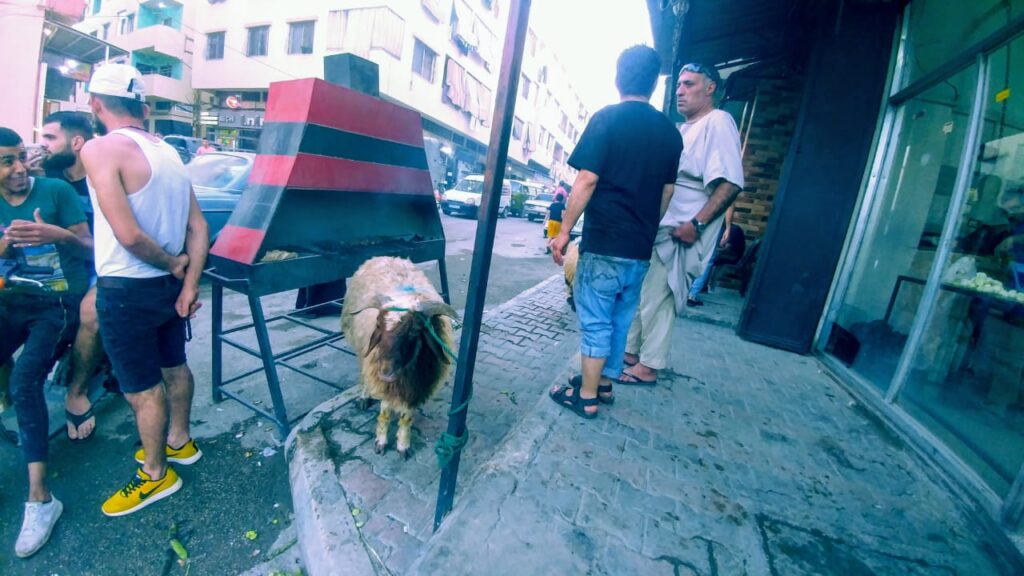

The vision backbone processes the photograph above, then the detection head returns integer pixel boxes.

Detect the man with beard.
[0,126,93,557]
[82,64,208,517]
[38,112,104,442]
[39,112,92,199]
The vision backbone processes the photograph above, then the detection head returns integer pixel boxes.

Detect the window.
[101,23,109,40]
[119,13,135,35]
[901,0,1023,89]
[412,39,437,82]
[895,35,1024,499]
[207,32,225,60]
[247,26,269,57]
[136,63,174,78]
[328,9,404,59]
[559,112,569,134]
[520,75,531,100]
[826,66,979,393]
[153,101,172,112]
[288,21,315,55]
[92,0,102,15]
[512,117,524,140]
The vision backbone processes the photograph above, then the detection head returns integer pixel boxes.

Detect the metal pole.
[433,0,532,531]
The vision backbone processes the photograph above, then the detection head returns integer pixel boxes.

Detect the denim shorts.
[573,252,650,380]
[96,275,186,394]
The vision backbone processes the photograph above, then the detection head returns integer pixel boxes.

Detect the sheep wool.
[563,240,580,312]
[341,256,458,458]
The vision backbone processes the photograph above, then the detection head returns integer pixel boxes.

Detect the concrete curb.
[286,387,377,576]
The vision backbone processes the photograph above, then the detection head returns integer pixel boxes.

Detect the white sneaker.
[15,496,63,558]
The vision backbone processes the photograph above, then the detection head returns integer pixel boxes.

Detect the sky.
[528,0,663,112]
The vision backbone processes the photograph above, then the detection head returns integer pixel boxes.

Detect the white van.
[440,175,512,219]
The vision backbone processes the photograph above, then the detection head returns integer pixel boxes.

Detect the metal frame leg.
[248,294,290,439]
[211,283,224,402]
[437,257,452,305]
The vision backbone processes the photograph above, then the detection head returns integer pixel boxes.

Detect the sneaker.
[686,297,704,307]
[102,467,182,517]
[134,438,203,465]
[15,496,63,558]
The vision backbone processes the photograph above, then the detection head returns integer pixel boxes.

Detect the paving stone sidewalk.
[288,273,580,575]
[411,315,1022,575]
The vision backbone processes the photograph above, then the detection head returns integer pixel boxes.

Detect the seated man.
[0,127,93,558]
[38,111,104,440]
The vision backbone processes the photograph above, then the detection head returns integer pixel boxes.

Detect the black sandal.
[549,384,599,419]
[66,406,96,443]
[568,374,615,405]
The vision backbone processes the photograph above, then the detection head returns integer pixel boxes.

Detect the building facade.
[651,0,1024,556]
[0,0,126,143]
[187,0,586,185]
[77,0,197,136]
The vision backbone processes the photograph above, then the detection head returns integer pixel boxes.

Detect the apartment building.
[78,0,197,135]
[188,0,586,185]
[0,0,126,142]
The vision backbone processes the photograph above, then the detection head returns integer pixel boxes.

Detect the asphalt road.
[0,212,561,575]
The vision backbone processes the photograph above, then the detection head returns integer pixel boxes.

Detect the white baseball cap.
[88,63,146,101]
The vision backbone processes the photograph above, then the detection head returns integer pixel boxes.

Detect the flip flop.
[617,370,657,386]
[66,406,96,443]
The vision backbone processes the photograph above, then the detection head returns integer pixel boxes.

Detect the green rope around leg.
[435,429,469,468]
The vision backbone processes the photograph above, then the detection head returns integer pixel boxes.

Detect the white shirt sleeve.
[700,110,745,191]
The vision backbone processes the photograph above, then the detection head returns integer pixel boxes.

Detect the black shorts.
[96,275,186,393]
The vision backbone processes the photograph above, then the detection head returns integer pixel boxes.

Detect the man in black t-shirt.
[548,45,682,419]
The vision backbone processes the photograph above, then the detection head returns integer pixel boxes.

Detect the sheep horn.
[417,301,460,320]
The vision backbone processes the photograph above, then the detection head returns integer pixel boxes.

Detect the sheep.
[341,256,459,459]
[563,240,580,312]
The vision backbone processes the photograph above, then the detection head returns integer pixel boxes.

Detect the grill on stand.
[204,55,449,439]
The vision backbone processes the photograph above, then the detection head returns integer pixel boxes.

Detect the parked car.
[509,181,547,217]
[186,152,254,241]
[164,135,202,164]
[440,175,512,219]
[524,192,556,222]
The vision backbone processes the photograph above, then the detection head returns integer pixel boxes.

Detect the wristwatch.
[690,217,707,237]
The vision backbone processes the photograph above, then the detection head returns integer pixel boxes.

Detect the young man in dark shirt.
[0,126,93,557]
[37,111,104,442]
[548,45,682,418]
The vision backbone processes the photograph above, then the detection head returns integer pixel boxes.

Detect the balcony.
[44,0,86,25]
[118,25,189,61]
[143,73,191,104]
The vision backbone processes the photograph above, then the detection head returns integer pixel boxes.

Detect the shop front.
[648,0,1024,543]
[820,0,1024,527]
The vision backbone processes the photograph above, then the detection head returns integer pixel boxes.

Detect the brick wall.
[734,76,803,239]
[715,75,804,291]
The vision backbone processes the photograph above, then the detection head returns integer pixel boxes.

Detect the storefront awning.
[42,21,128,65]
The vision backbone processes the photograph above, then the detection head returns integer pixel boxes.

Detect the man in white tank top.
[80,64,209,517]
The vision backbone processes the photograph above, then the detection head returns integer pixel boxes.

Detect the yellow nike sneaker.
[102,467,182,517]
[134,439,203,466]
